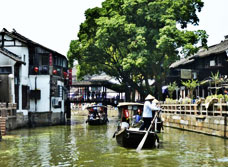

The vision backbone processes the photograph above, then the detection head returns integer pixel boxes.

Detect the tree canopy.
[68,0,208,100]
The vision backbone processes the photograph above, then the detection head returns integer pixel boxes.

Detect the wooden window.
[0,67,12,74]
[217,58,222,66]
[58,85,63,97]
[210,60,215,66]
[63,59,67,68]
[42,55,49,65]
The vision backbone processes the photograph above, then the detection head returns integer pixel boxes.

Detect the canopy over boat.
[86,105,107,109]
[86,104,108,125]
[117,102,143,107]
[117,102,143,128]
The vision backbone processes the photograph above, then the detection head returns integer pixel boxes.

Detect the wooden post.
[225,114,227,138]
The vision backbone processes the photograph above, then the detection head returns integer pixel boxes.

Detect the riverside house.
[167,36,228,99]
[0,28,68,130]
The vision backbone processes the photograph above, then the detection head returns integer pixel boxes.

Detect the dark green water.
[0,116,227,167]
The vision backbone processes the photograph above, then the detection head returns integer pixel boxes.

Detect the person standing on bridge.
[139,94,160,130]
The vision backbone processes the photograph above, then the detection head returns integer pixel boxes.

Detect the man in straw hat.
[139,94,160,130]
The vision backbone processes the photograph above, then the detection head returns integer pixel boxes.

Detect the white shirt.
[142,100,160,118]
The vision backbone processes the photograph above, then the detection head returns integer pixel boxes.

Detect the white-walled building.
[0,28,69,128]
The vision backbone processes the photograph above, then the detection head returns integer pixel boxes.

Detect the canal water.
[0,116,228,167]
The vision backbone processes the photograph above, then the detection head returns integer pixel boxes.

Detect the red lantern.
[53,69,57,75]
[63,72,67,78]
[68,69,72,85]
[34,67,39,73]
[49,53,53,66]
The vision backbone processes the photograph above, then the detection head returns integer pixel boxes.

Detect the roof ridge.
[11,29,66,57]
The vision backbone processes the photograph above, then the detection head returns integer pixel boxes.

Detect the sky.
[0,0,228,56]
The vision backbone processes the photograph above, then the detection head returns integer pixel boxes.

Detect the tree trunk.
[155,80,163,100]
[125,85,131,102]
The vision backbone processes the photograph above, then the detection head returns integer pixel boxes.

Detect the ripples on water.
[0,116,227,167]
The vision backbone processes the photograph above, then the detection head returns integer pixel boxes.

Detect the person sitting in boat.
[132,108,142,127]
[121,117,129,129]
[88,106,99,120]
[93,107,100,119]
[88,108,95,120]
[136,108,142,123]
[139,94,160,130]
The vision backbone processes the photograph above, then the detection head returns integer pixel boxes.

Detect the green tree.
[68,0,208,100]
[168,81,177,99]
[181,79,199,98]
[210,71,221,95]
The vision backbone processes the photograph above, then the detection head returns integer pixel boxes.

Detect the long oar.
[136,112,158,152]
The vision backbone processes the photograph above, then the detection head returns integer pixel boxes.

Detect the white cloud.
[187,0,228,46]
[0,0,104,55]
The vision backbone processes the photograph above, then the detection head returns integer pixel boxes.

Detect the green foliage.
[210,71,222,95]
[181,97,192,104]
[68,0,207,99]
[165,98,177,104]
[181,79,199,98]
[168,81,177,99]
[205,94,228,103]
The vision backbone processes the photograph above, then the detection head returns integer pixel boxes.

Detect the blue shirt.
[142,101,160,118]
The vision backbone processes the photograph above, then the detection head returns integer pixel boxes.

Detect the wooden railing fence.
[160,102,228,116]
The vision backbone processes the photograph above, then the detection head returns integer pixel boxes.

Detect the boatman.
[139,94,160,130]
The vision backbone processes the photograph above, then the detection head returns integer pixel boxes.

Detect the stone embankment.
[160,103,228,138]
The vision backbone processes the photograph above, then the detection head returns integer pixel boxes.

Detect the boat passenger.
[139,94,160,130]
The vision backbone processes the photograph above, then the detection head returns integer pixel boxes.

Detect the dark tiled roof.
[1,28,27,44]
[72,80,110,86]
[72,80,125,92]
[170,39,228,68]
[0,47,25,64]
[1,28,66,59]
[197,40,228,57]
[11,29,66,58]
[170,56,194,68]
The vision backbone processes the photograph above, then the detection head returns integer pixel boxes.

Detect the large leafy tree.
[68,0,208,100]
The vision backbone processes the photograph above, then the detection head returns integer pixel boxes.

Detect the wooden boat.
[86,104,108,125]
[114,102,160,148]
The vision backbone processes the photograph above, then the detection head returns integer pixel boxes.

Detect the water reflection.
[0,116,227,167]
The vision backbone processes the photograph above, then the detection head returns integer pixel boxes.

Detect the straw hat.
[153,99,159,104]
[145,94,155,101]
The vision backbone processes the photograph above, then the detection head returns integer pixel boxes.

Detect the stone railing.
[160,102,228,116]
[160,102,228,138]
[0,103,17,118]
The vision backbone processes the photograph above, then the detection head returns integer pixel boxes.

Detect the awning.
[162,86,168,93]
